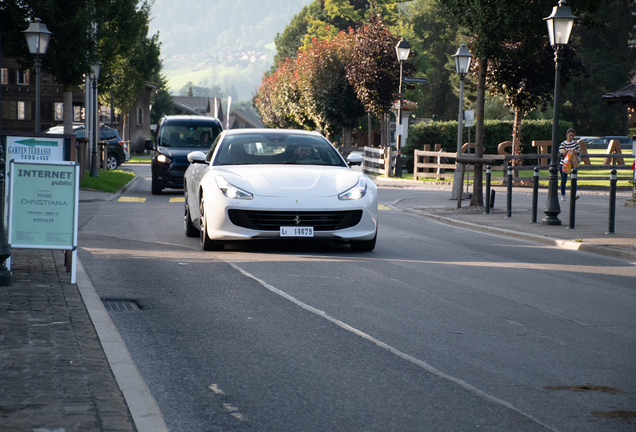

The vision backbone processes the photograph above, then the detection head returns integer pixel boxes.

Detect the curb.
[76,257,169,432]
[402,208,636,262]
[80,175,139,203]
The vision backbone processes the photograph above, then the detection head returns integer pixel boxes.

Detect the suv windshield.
[159,124,223,148]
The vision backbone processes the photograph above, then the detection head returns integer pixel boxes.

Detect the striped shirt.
[559,140,581,164]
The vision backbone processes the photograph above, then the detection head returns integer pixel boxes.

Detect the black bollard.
[607,168,617,234]
[568,168,577,229]
[484,165,491,214]
[531,167,539,223]
[506,165,512,218]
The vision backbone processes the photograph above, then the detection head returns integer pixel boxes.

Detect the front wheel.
[199,197,224,251]
[184,188,198,238]
[106,153,120,170]
[350,229,377,252]
[151,173,162,195]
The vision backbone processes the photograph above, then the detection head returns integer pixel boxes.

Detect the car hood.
[214,165,361,197]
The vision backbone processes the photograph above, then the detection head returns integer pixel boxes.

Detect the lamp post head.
[91,62,102,80]
[395,38,411,63]
[544,0,577,47]
[23,18,52,56]
[453,44,473,76]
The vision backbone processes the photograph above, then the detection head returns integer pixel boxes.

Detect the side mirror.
[144,139,153,150]
[187,151,207,164]
[347,152,364,166]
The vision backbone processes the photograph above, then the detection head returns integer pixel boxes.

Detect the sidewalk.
[1,180,633,432]
[374,177,636,262]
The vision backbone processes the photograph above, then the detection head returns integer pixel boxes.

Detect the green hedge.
[403,119,573,170]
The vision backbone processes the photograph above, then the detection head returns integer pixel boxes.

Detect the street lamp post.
[394,38,411,178]
[23,19,52,133]
[451,44,473,200]
[90,62,102,177]
[542,0,576,225]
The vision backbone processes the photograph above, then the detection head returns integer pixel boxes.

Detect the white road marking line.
[208,385,246,421]
[208,384,225,395]
[223,260,559,432]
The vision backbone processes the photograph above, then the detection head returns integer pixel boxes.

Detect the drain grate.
[102,300,140,312]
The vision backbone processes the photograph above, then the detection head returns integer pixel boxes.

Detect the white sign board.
[464,110,475,127]
[6,136,65,162]
[7,160,79,283]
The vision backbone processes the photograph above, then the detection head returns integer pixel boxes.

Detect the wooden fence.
[362,146,396,177]
[413,148,634,183]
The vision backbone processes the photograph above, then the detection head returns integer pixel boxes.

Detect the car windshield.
[159,124,222,148]
[213,133,347,167]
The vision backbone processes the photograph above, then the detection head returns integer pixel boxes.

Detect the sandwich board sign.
[7,160,79,283]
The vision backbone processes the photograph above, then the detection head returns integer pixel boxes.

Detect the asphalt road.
[77,164,636,432]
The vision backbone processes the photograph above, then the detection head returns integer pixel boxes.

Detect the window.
[74,106,83,122]
[17,101,26,120]
[17,70,29,85]
[54,103,64,121]
[1,68,8,85]
[136,108,143,126]
[100,106,111,124]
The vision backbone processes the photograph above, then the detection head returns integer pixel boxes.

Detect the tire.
[106,153,120,170]
[199,197,224,251]
[184,188,198,238]
[350,229,377,252]
[151,173,162,195]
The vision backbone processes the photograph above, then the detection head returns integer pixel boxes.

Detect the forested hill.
[149,0,311,98]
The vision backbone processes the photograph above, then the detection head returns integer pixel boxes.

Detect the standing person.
[558,128,581,201]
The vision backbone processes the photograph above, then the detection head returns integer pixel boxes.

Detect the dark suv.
[145,115,223,194]
[46,124,130,169]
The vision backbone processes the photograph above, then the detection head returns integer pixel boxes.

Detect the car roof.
[223,128,323,137]
[161,115,222,125]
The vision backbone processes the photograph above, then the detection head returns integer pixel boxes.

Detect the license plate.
[280,226,314,237]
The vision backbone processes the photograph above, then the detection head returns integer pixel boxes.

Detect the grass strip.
[79,169,135,193]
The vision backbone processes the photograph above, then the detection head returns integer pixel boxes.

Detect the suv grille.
[228,210,363,231]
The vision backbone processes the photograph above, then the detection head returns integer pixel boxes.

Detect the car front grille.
[228,210,363,231]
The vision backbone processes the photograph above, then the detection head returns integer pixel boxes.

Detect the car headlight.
[214,175,253,200]
[157,154,171,164]
[338,176,367,200]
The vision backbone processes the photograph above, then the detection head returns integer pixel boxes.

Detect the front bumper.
[202,194,378,242]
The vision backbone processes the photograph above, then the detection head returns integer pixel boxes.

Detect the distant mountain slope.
[151,0,310,57]
[149,0,311,99]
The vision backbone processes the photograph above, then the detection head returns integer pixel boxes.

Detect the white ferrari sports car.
[183,129,378,251]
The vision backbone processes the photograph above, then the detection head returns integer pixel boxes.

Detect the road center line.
[224,259,559,432]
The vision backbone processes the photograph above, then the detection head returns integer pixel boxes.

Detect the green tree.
[441,0,603,206]
[402,0,469,121]
[1,0,162,136]
[150,73,174,125]
[272,2,324,69]
[561,0,636,135]
[487,38,584,170]
[98,0,162,132]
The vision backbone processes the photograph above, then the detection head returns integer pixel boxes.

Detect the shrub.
[403,119,573,169]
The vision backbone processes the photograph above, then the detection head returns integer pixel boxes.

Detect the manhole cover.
[102,300,140,312]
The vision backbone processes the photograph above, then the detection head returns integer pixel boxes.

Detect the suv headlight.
[157,154,171,164]
[338,177,367,200]
[215,175,253,200]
